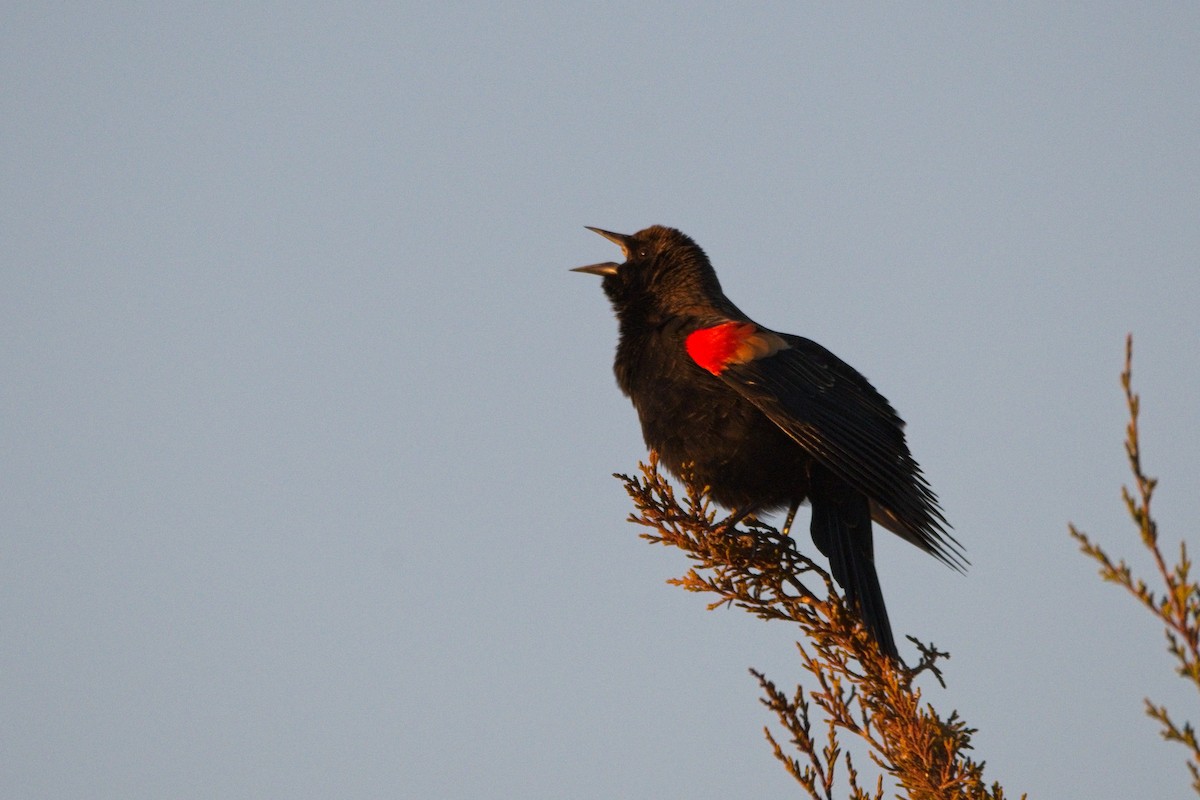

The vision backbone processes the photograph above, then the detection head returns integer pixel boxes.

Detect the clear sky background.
[4,4,1200,798]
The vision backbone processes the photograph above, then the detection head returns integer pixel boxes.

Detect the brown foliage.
[617,460,1018,799]
[1071,335,1200,793]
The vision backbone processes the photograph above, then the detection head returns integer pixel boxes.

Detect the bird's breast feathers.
[685,321,789,375]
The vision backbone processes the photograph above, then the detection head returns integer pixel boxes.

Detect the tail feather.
[810,492,898,659]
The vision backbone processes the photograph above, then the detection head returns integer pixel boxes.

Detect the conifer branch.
[616,459,1019,799]
[1070,334,1200,793]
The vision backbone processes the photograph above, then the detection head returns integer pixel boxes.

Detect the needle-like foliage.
[616,460,1019,799]
[1071,334,1200,794]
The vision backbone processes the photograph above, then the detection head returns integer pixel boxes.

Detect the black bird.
[573,225,964,658]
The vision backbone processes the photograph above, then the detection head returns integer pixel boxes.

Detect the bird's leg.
[781,498,801,537]
[720,506,755,533]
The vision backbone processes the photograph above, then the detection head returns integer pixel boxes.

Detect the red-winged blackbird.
[573,225,964,658]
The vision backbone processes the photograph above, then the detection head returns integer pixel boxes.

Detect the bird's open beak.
[571,262,620,277]
[584,226,632,256]
[571,226,632,276]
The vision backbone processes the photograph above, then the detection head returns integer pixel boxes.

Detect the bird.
[572,225,964,658]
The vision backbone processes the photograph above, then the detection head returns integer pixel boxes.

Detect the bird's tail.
[810,492,898,659]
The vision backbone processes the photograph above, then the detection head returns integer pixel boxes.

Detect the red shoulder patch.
[686,321,788,375]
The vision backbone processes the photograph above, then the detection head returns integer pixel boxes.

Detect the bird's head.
[571,225,727,321]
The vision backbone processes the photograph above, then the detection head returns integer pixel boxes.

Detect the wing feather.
[719,333,966,570]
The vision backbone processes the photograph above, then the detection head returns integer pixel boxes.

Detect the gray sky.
[4,3,1200,798]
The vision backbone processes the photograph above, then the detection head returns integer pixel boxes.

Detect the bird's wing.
[688,322,965,570]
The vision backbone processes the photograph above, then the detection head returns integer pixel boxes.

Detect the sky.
[3,3,1200,798]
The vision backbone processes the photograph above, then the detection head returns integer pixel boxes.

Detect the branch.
[1070,334,1200,793]
[617,457,1019,800]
